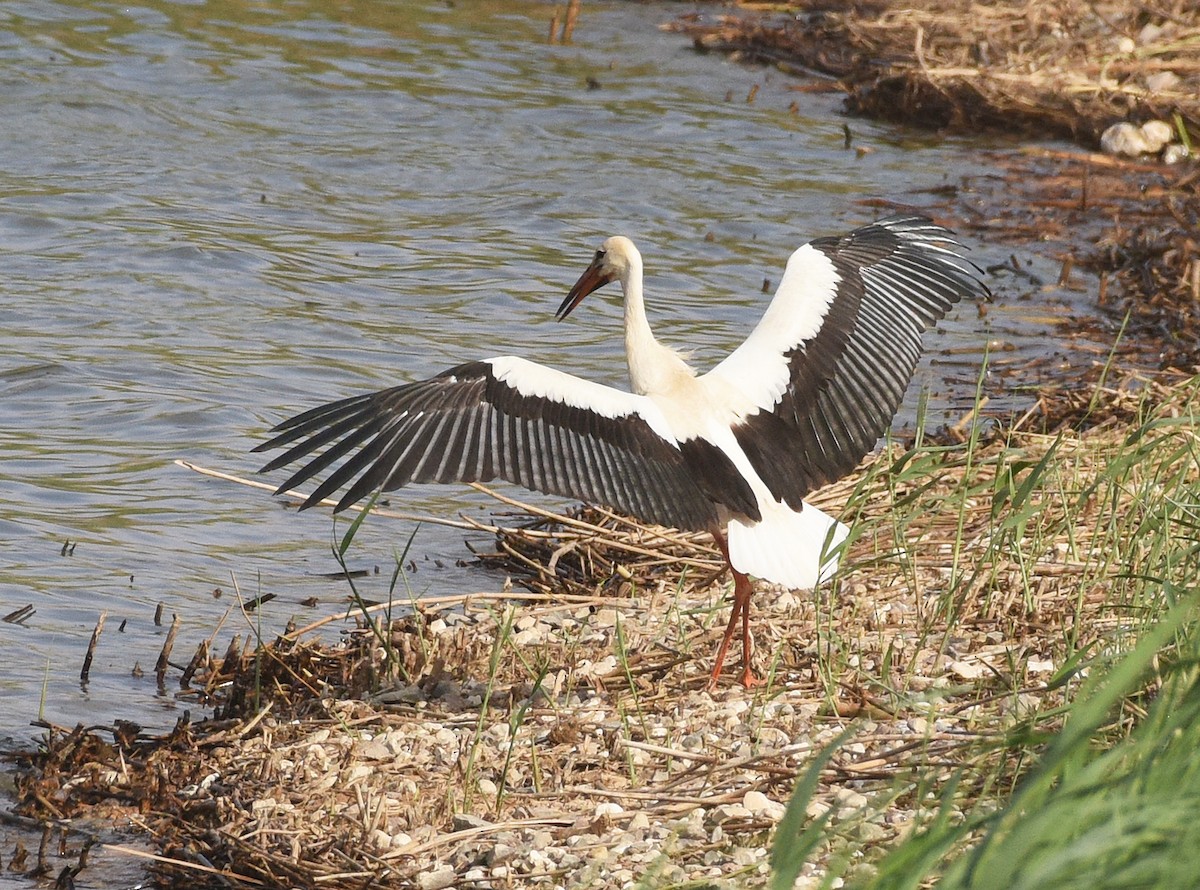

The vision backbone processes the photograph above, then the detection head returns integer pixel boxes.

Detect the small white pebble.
[732,847,761,866]
[742,790,772,813]
[417,866,457,890]
[743,790,787,821]
[1164,144,1190,164]
[1101,121,1150,156]
[806,799,831,819]
[714,803,751,822]
[1140,119,1174,152]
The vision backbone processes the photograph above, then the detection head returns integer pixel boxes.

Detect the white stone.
[1140,119,1174,152]
[1145,71,1181,93]
[743,790,787,821]
[356,739,393,761]
[1100,122,1150,156]
[417,866,457,890]
[1027,658,1055,674]
[742,790,772,813]
[1164,144,1191,164]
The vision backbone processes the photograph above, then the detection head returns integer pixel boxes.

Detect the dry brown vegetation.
[12,366,1199,888]
[673,0,1200,144]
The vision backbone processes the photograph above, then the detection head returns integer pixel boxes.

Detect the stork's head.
[556,236,640,321]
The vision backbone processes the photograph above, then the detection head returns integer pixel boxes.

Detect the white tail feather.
[726,500,847,589]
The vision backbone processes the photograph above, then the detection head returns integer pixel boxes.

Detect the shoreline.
[6,2,1200,887]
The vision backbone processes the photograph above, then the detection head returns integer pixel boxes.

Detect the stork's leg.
[708,576,744,687]
[708,531,763,689]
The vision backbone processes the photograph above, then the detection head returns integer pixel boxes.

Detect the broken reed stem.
[80,612,107,684]
[174,459,478,531]
[180,640,208,689]
[155,613,181,687]
[103,843,267,885]
[3,604,35,624]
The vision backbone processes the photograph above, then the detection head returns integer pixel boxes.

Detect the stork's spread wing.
[253,357,721,530]
[709,215,989,508]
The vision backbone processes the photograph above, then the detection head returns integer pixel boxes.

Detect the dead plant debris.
[671,0,1200,146]
[9,368,1199,889]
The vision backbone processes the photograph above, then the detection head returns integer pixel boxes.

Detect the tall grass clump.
[773,599,1200,890]
[770,371,1200,888]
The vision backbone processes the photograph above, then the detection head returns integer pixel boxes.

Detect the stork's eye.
[594,249,606,262]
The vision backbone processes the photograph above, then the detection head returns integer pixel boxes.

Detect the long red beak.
[556,252,614,321]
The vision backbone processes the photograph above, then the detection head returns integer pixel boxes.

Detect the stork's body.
[255,216,989,687]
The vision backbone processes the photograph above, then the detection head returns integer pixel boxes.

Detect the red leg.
[737,571,763,689]
[708,580,744,688]
[708,531,763,689]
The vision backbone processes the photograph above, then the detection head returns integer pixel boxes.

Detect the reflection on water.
[0,0,1079,737]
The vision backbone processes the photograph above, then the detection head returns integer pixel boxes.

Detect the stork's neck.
[620,260,694,396]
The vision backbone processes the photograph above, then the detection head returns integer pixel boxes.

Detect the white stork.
[254,214,989,688]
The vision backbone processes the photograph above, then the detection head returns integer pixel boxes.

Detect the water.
[0,0,1082,761]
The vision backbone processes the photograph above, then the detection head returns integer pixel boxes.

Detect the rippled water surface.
[0,0,1083,753]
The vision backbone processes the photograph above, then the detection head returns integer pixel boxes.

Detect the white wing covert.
[254,358,721,530]
[712,215,990,509]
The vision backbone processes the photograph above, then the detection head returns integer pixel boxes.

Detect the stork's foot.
[706,652,764,690]
[738,665,765,689]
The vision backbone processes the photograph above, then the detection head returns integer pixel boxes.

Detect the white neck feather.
[618,254,694,396]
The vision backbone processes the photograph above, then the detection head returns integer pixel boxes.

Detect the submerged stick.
[180,640,208,689]
[3,604,34,625]
[80,612,107,684]
[35,824,51,876]
[155,614,181,687]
